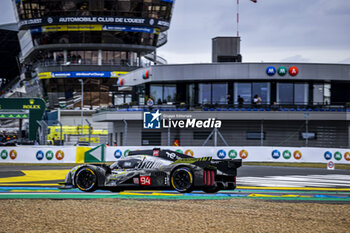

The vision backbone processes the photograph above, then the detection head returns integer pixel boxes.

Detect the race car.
[59,148,242,193]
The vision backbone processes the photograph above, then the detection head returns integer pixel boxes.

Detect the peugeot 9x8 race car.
[59,148,242,193]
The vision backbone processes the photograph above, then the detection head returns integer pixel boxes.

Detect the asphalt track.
[0,165,349,203]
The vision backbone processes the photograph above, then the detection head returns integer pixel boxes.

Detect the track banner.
[84,144,105,163]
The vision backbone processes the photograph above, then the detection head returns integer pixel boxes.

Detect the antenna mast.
[236,0,239,37]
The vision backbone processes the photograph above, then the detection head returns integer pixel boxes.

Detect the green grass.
[243,162,350,170]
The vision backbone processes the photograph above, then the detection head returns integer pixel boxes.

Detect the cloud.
[160,0,350,64]
[281,55,310,63]
[1,0,349,65]
[339,57,350,64]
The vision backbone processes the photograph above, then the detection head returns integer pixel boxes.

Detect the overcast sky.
[1,0,350,64]
[158,0,350,64]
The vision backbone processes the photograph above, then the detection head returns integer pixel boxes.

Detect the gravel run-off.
[0,199,349,232]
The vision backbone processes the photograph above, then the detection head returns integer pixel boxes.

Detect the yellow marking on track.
[248,193,310,198]
[9,190,60,193]
[281,194,310,198]
[248,194,280,198]
[150,192,181,196]
[0,183,59,186]
[237,186,350,191]
[120,192,181,196]
[127,191,181,196]
[0,170,69,184]
[119,192,146,196]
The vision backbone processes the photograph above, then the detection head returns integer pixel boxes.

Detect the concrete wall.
[105,119,349,148]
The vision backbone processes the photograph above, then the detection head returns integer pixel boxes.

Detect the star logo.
[143,110,162,129]
[150,110,161,122]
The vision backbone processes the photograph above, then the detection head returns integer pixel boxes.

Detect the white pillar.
[98,50,102,65]
[63,50,67,64]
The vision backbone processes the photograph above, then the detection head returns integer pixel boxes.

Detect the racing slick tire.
[75,167,98,192]
[170,167,194,193]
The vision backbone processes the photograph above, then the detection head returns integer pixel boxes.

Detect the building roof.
[119,62,350,88]
[0,22,18,31]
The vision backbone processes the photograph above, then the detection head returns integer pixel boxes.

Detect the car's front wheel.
[75,167,98,192]
[170,167,194,193]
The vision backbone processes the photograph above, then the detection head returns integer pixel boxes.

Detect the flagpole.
[236,0,239,37]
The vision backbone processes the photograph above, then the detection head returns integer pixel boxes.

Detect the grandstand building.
[12,0,174,109]
[93,37,350,148]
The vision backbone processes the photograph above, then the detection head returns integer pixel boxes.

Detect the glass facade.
[277,83,310,105]
[42,78,115,108]
[34,50,139,67]
[277,83,293,104]
[150,84,176,104]
[294,83,309,105]
[252,83,270,104]
[102,51,131,65]
[198,83,211,105]
[234,82,270,105]
[163,84,176,103]
[234,83,251,105]
[150,84,162,104]
[313,83,331,105]
[31,31,158,47]
[324,83,331,105]
[186,83,195,107]
[135,79,335,110]
[16,0,173,21]
[212,83,228,104]
[198,83,228,105]
[114,93,132,105]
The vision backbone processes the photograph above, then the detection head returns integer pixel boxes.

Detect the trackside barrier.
[106,146,350,164]
[0,146,76,163]
[0,146,349,164]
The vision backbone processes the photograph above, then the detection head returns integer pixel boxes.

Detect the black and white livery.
[59,149,242,193]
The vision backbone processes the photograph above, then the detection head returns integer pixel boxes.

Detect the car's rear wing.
[211,159,242,175]
[171,157,242,175]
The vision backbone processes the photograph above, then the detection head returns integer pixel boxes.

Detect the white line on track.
[237,174,350,188]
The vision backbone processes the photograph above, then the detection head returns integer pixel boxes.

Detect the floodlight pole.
[79,79,84,134]
[57,120,63,146]
[85,119,91,146]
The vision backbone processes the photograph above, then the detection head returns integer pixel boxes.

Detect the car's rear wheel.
[170,167,194,193]
[75,167,97,192]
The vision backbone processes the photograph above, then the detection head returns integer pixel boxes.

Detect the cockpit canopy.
[111,158,142,169]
